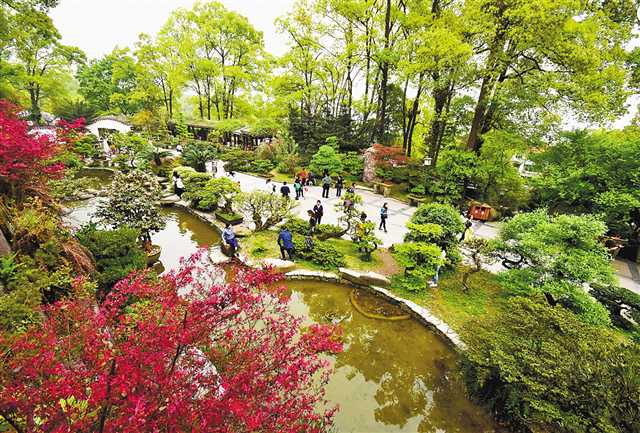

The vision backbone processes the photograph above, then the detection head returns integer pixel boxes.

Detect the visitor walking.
[347,183,356,194]
[307,210,317,234]
[222,224,239,257]
[336,175,344,197]
[280,181,291,199]
[429,249,447,288]
[313,200,324,225]
[278,226,295,261]
[264,178,273,193]
[379,203,388,232]
[173,172,185,198]
[308,171,316,186]
[322,174,331,198]
[294,178,303,200]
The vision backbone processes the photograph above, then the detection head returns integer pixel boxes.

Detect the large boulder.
[262,258,296,273]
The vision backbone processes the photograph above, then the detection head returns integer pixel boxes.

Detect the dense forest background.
[2,0,639,161]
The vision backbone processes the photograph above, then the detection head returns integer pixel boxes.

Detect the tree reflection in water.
[285,280,500,433]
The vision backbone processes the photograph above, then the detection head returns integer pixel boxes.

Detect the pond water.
[67,174,501,432]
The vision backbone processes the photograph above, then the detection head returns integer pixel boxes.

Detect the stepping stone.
[234,226,252,237]
[159,195,181,204]
[339,267,363,284]
[261,258,296,272]
[360,271,391,288]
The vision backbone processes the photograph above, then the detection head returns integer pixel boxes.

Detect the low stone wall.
[283,269,466,351]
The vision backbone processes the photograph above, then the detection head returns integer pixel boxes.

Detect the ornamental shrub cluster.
[462,297,640,433]
[76,224,146,299]
[292,238,346,269]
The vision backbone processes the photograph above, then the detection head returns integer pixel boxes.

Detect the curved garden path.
[210,160,640,294]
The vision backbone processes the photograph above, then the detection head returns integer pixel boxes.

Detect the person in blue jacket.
[222,223,239,256]
[278,226,295,261]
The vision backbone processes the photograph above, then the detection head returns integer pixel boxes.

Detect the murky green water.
[69,175,500,432]
[285,281,499,433]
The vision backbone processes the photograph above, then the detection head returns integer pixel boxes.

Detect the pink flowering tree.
[0,250,342,433]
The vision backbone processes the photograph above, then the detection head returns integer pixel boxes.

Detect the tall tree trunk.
[376,0,392,143]
[405,76,423,157]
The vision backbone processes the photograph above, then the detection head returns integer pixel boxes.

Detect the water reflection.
[285,280,500,433]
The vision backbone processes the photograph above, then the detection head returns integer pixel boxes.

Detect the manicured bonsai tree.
[309,145,343,175]
[95,170,166,250]
[234,191,294,231]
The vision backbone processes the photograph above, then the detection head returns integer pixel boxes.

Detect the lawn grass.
[389,266,510,332]
[241,228,394,274]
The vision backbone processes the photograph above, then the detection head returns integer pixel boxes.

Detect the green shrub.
[220,149,255,172]
[309,145,343,175]
[250,159,275,174]
[342,152,363,179]
[182,140,218,172]
[177,170,212,207]
[407,203,464,243]
[193,177,241,212]
[77,225,146,298]
[462,297,640,433]
[392,242,443,290]
[292,238,346,269]
[285,217,310,235]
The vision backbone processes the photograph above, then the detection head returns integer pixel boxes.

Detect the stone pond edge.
[170,203,466,351]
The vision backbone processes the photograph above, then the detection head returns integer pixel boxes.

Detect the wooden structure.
[469,202,493,221]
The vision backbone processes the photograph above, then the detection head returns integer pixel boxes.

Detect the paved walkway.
[213,161,640,294]
[212,161,416,249]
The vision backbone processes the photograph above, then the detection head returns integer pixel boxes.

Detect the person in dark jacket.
[280,181,291,199]
[335,175,344,197]
[313,200,324,225]
[307,210,317,233]
[278,226,295,260]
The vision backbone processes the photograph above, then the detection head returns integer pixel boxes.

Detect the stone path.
[212,160,640,294]
[211,161,415,249]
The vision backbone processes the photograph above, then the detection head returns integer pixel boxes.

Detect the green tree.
[234,191,294,231]
[532,129,640,259]
[392,242,443,291]
[463,0,635,152]
[463,296,640,433]
[309,145,343,175]
[11,10,84,122]
[495,210,613,325]
[95,171,166,247]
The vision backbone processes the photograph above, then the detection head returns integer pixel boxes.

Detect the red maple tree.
[0,250,342,433]
[0,100,67,200]
[371,143,407,168]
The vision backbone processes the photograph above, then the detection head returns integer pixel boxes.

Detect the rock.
[234,226,252,237]
[208,247,230,265]
[339,267,363,285]
[85,188,100,195]
[159,194,181,205]
[262,258,296,272]
[360,271,391,288]
[220,242,235,258]
[77,192,94,200]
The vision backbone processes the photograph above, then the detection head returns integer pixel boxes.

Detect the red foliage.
[0,100,64,192]
[0,250,342,433]
[56,117,86,148]
[372,143,407,168]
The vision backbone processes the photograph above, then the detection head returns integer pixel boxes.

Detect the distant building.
[86,115,131,138]
[512,155,538,177]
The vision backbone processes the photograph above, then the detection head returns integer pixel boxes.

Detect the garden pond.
[65,174,502,433]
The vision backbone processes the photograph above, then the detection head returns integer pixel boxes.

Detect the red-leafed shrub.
[372,143,407,169]
[0,250,342,433]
